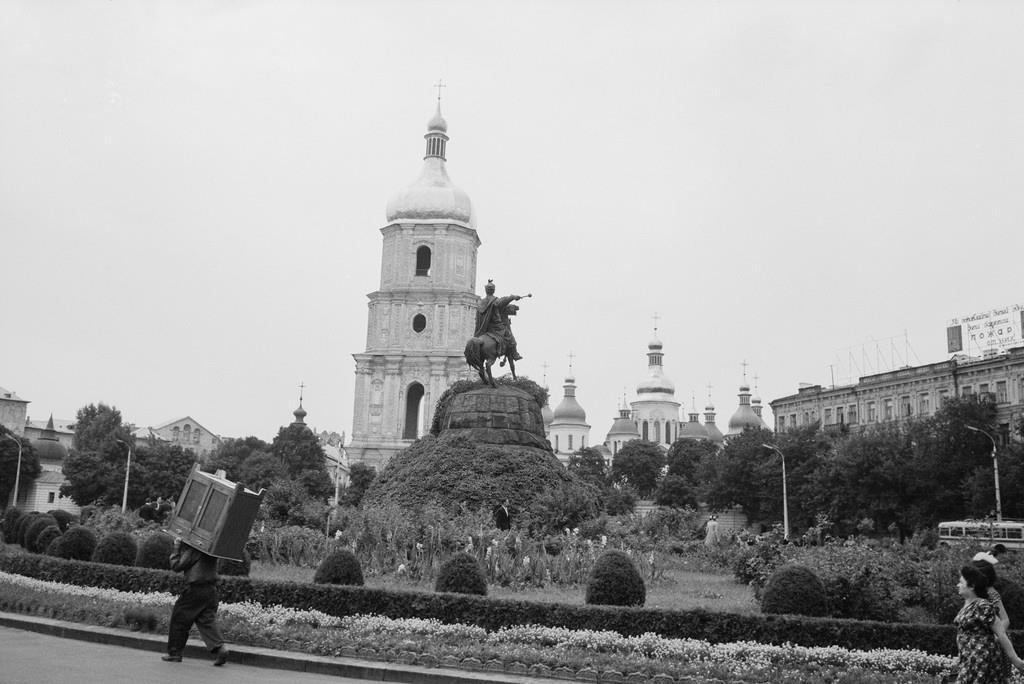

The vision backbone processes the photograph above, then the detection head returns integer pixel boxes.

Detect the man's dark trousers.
[167,582,224,656]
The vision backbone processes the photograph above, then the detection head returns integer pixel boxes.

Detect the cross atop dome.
[434,78,446,102]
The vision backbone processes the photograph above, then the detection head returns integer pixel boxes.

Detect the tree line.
[572,396,1024,538]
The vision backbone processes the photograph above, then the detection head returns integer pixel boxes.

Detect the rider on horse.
[474,279,524,362]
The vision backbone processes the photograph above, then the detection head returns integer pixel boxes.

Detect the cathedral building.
[549,371,591,464]
[347,103,479,469]
[630,334,680,448]
[726,382,767,436]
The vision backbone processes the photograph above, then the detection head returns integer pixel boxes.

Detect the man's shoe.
[161,655,182,663]
[213,645,229,666]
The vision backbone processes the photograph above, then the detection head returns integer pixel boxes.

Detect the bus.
[938,519,1024,551]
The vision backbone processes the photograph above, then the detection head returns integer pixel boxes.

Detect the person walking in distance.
[163,538,229,666]
[493,498,512,531]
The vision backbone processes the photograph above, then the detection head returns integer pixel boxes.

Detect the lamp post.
[763,443,789,539]
[966,425,1002,522]
[115,439,132,514]
[4,434,23,509]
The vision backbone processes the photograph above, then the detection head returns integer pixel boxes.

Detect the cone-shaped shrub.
[435,552,487,596]
[50,525,98,561]
[761,563,828,617]
[92,531,138,566]
[135,533,174,570]
[25,515,58,553]
[34,525,62,557]
[313,549,364,586]
[585,549,645,606]
[1,507,24,542]
[218,550,252,577]
[46,509,74,532]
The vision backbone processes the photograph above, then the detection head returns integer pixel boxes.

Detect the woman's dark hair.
[972,559,998,586]
[962,564,992,597]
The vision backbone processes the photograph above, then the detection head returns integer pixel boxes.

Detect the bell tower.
[348,100,480,469]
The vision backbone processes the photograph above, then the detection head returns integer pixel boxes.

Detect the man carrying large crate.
[163,537,230,666]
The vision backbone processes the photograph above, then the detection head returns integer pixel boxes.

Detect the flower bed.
[0,571,967,683]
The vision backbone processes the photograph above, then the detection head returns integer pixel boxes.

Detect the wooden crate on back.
[165,464,265,561]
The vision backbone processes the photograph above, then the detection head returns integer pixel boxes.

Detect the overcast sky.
[2,1,1022,443]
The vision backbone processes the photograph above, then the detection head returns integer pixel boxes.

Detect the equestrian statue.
[464,279,531,387]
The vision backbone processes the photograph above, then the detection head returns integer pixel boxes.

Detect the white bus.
[938,519,1024,551]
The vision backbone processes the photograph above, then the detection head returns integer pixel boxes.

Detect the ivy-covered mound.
[363,377,599,526]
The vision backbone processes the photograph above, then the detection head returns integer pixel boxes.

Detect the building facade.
[769,346,1024,442]
[348,103,479,469]
[0,386,29,436]
[630,335,680,448]
[147,416,221,459]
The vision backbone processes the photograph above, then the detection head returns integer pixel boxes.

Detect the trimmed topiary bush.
[50,525,98,561]
[218,550,252,577]
[585,549,645,606]
[2,507,24,542]
[25,515,58,553]
[46,509,74,532]
[313,549,364,586]
[34,525,62,557]
[761,563,828,617]
[135,533,174,570]
[435,552,487,596]
[14,511,41,547]
[92,531,138,566]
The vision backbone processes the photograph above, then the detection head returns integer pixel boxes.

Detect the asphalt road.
[0,625,370,684]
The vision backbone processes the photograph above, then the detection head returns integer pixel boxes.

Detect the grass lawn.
[249,561,758,614]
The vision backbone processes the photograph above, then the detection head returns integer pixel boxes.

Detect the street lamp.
[762,443,790,539]
[115,439,132,514]
[966,425,1002,522]
[4,434,23,509]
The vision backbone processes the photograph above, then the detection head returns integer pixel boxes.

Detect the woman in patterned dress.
[972,552,1024,673]
[956,564,1012,683]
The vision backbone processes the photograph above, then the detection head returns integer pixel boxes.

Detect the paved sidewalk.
[0,612,561,684]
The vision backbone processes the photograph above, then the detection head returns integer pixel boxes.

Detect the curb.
[0,611,562,684]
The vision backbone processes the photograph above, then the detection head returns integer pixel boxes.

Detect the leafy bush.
[997,578,1024,628]
[134,532,174,570]
[46,509,74,532]
[435,552,487,596]
[34,525,62,556]
[25,515,58,553]
[586,549,645,607]
[92,531,138,566]
[14,512,41,547]
[50,525,98,561]
[218,550,252,577]
[761,564,828,617]
[1,507,24,541]
[313,549,364,586]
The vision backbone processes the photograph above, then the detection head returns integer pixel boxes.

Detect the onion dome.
[727,383,763,435]
[678,409,708,440]
[31,415,68,462]
[637,335,675,396]
[551,374,587,424]
[606,406,640,442]
[292,403,307,425]
[703,403,725,444]
[385,102,473,225]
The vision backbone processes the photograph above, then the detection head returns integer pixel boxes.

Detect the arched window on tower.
[555,435,560,451]
[642,421,649,441]
[654,422,661,443]
[568,435,573,451]
[403,382,425,439]
[415,246,431,276]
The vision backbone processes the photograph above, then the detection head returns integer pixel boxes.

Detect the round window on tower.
[412,314,427,333]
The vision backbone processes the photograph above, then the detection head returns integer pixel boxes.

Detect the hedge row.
[0,552,962,656]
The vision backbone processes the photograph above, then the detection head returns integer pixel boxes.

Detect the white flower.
[397,564,407,575]
[522,556,531,567]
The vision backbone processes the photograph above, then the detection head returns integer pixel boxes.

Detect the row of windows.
[554,434,587,452]
[639,419,675,445]
[172,425,202,444]
[778,379,1014,430]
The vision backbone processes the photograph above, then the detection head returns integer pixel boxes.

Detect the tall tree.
[567,447,608,487]
[72,403,132,453]
[698,427,774,520]
[205,436,272,480]
[610,439,665,498]
[271,425,329,480]
[340,462,377,507]
[60,449,120,506]
[131,443,196,506]
[0,425,41,507]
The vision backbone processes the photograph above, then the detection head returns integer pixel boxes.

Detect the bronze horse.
[464,333,516,387]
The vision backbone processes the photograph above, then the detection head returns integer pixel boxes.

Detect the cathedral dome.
[385,103,473,226]
[31,416,67,462]
[727,383,763,435]
[637,335,674,395]
[551,375,587,423]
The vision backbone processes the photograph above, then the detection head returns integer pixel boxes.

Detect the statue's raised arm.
[465,281,531,387]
